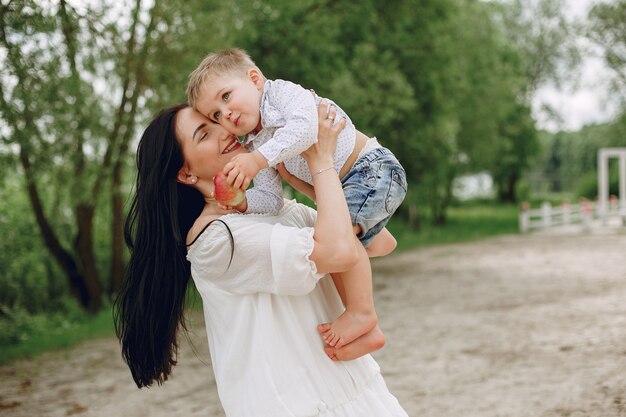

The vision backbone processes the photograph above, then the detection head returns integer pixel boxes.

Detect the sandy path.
[2,231,626,417]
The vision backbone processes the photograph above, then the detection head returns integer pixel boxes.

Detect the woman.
[114,102,408,416]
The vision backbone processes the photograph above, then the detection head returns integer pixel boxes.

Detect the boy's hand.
[222,151,268,190]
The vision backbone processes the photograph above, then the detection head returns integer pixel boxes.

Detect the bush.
[515,178,531,203]
[0,301,116,365]
[0,298,94,347]
[0,179,69,314]
[0,306,34,345]
[575,170,620,199]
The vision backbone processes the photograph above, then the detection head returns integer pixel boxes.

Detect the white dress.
[186,199,408,417]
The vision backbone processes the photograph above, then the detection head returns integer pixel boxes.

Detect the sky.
[532,0,621,132]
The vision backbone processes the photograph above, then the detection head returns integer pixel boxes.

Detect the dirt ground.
[2,227,626,417]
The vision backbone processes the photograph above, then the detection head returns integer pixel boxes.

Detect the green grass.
[387,202,520,251]
[0,306,115,366]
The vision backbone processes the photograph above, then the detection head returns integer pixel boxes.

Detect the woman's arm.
[305,103,358,274]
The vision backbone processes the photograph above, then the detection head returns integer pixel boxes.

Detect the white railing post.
[541,202,552,228]
[598,149,608,219]
[562,201,571,224]
[519,201,530,233]
[581,198,592,232]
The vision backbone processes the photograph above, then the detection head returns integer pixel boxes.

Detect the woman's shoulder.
[185,211,263,251]
[185,215,238,271]
[186,214,226,247]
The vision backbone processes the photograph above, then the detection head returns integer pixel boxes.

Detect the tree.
[0,0,219,312]
[492,103,539,202]
[495,0,581,98]
[588,0,626,105]
[483,0,579,202]
[1,1,107,312]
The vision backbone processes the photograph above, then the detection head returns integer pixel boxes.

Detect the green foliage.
[0,298,87,347]
[528,116,626,195]
[495,0,581,95]
[327,43,416,141]
[588,0,626,103]
[515,178,531,203]
[492,102,540,202]
[574,171,599,200]
[0,177,64,313]
[575,169,621,200]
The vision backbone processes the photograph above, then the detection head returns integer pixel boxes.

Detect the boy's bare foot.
[318,324,385,361]
[318,310,377,348]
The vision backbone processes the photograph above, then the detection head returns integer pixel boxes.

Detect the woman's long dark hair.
[113,103,205,388]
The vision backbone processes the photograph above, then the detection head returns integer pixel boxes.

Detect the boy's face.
[195,69,264,137]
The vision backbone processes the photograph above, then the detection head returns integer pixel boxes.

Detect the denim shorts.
[341,147,408,247]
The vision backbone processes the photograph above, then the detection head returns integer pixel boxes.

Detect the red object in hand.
[213,171,245,207]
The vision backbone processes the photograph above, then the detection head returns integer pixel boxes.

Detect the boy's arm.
[256,80,319,168]
[244,166,284,215]
[276,163,316,202]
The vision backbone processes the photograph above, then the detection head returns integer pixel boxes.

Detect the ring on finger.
[325,103,335,118]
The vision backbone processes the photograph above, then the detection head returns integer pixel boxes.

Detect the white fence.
[519,197,626,233]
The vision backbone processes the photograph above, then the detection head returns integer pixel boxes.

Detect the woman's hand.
[306,101,358,274]
[301,102,346,171]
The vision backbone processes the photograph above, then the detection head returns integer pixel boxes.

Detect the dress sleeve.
[244,167,284,215]
[256,80,318,167]
[188,218,324,296]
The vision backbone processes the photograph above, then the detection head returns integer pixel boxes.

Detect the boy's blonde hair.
[187,48,262,108]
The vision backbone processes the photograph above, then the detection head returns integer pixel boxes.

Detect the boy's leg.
[330,272,347,305]
[360,226,397,258]
[320,235,377,348]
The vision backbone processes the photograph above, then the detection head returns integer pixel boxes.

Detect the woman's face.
[175,107,246,182]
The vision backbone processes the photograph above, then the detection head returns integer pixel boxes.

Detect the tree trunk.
[507,174,518,203]
[75,203,102,313]
[19,148,95,310]
[429,172,453,226]
[110,166,124,297]
[433,209,447,226]
[408,203,420,231]
[499,174,518,203]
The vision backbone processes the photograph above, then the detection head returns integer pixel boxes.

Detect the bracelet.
[313,166,335,177]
